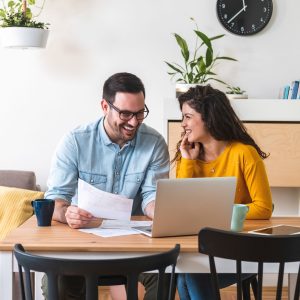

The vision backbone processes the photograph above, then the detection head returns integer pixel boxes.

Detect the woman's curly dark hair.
[172,85,269,162]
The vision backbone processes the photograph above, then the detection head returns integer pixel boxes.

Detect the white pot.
[226,93,248,100]
[176,84,199,98]
[1,27,49,49]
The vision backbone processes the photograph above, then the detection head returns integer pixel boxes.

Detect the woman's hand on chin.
[179,134,200,160]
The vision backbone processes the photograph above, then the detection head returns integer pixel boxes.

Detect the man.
[43,72,169,299]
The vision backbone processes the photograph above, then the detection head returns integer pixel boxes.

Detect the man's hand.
[65,205,102,229]
[144,200,155,220]
[52,199,102,229]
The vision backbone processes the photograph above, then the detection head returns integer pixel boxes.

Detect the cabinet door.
[168,121,300,187]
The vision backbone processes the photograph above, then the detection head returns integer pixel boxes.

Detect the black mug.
[31,199,55,227]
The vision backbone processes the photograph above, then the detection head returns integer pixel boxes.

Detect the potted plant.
[165,18,237,97]
[0,0,49,48]
[226,85,248,100]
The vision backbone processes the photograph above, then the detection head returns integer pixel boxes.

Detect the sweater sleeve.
[243,157,273,220]
[176,158,199,178]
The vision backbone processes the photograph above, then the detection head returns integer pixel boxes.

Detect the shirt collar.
[99,117,137,148]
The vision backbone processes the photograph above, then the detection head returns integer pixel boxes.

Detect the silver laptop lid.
[151,177,237,237]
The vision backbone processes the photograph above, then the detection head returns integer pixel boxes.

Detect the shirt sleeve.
[44,132,79,202]
[140,135,170,213]
[243,156,273,220]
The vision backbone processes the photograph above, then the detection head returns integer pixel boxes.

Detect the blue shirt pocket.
[79,171,107,191]
[123,172,144,197]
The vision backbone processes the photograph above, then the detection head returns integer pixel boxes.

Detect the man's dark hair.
[102,72,145,103]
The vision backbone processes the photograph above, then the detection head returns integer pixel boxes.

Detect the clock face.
[216,0,273,36]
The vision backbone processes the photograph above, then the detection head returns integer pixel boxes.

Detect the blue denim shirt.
[45,117,169,215]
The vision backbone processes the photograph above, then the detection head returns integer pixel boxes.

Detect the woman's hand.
[179,133,200,160]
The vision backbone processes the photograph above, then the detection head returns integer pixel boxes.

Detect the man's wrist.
[144,200,155,219]
[52,199,70,224]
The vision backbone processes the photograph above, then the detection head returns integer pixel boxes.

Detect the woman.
[174,85,272,299]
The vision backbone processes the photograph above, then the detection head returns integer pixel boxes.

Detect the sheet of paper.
[101,220,153,229]
[79,228,140,238]
[78,179,133,220]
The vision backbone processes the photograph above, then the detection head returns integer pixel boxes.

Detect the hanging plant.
[0,0,50,48]
[0,0,49,29]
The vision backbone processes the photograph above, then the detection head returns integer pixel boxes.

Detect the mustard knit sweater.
[176,142,272,219]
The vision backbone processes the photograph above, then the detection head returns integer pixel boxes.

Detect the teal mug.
[230,204,249,232]
[31,199,55,227]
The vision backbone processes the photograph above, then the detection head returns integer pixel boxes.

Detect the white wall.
[0,0,299,189]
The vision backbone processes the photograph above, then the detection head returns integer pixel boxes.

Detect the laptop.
[134,177,237,237]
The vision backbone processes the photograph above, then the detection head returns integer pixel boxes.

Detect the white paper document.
[79,220,153,238]
[101,220,153,229]
[78,179,133,220]
[79,228,140,238]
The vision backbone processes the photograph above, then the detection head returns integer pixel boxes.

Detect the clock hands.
[242,0,246,11]
[227,4,247,23]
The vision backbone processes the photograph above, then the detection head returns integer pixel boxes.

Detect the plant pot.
[176,84,200,98]
[1,27,49,49]
[226,93,248,100]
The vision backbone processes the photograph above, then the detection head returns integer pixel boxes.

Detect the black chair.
[199,227,300,300]
[14,243,180,300]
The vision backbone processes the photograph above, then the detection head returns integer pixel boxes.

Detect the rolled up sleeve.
[45,133,79,202]
[140,136,170,212]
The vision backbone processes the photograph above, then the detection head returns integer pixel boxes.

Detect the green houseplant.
[0,0,49,48]
[226,85,248,100]
[165,18,237,96]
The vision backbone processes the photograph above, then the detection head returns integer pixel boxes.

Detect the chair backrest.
[198,227,300,300]
[14,243,180,300]
[0,170,38,190]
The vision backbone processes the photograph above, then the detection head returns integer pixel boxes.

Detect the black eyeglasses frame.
[106,100,149,121]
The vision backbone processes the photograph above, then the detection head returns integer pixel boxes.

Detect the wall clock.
[216,0,273,36]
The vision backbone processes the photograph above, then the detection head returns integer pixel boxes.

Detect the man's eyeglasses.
[106,100,149,121]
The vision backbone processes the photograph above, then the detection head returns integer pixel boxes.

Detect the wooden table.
[1,216,300,299]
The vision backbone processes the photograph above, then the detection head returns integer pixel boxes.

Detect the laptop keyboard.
[133,226,152,233]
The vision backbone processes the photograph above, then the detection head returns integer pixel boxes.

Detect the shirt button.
[90,179,94,183]
[137,178,140,182]
[115,191,118,194]
[116,172,119,175]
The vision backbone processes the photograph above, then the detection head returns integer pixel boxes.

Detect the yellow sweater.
[176,142,272,219]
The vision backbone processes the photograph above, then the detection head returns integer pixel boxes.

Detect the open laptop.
[134,177,237,237]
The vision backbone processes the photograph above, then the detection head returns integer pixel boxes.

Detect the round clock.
[216,0,273,36]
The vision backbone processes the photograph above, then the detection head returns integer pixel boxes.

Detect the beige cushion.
[0,186,44,240]
[0,170,37,190]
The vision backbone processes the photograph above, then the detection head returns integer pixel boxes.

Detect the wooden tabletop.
[1,216,300,252]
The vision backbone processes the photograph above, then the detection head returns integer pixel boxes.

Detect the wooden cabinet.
[168,121,300,187]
